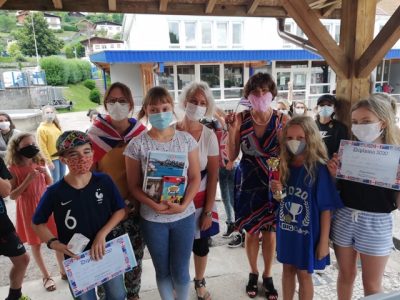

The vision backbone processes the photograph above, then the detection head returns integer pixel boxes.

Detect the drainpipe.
[276,18,319,55]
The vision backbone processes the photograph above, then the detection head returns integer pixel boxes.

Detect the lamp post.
[30,13,40,71]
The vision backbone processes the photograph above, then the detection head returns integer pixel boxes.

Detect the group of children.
[0,72,399,300]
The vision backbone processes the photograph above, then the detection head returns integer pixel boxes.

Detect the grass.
[62,82,100,113]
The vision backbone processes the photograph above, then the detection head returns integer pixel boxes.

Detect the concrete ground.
[1,111,400,299]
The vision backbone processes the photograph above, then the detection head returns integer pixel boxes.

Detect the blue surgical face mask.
[318,106,334,118]
[148,111,173,130]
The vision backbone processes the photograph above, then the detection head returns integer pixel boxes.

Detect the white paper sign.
[336,140,400,190]
[63,234,136,297]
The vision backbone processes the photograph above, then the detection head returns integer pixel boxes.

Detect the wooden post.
[334,0,376,125]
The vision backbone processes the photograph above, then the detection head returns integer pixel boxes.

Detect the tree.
[14,12,64,57]
[7,41,21,57]
[65,43,85,58]
[0,13,16,33]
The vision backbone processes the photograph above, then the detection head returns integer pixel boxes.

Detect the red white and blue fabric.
[215,128,229,168]
[193,170,219,239]
[87,114,146,163]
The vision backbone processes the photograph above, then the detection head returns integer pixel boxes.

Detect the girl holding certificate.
[270,116,343,300]
[125,86,201,300]
[328,95,400,299]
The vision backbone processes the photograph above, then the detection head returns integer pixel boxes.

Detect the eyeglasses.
[106,97,129,104]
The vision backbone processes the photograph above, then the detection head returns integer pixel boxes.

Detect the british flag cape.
[87,114,146,163]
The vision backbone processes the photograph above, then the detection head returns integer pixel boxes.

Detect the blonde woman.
[328,95,400,298]
[271,116,343,299]
[36,105,65,182]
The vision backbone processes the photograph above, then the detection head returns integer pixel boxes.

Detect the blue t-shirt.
[33,172,125,249]
[276,163,343,273]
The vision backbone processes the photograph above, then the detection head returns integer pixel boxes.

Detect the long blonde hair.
[6,132,45,166]
[351,95,400,145]
[279,116,328,185]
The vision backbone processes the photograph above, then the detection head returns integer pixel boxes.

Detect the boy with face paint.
[315,94,348,158]
[32,130,127,300]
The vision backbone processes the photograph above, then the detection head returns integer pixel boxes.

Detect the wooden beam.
[322,0,341,17]
[0,0,7,8]
[159,0,168,12]
[205,0,217,14]
[108,0,117,11]
[309,0,326,9]
[247,0,260,15]
[281,0,348,78]
[357,5,400,78]
[52,0,62,9]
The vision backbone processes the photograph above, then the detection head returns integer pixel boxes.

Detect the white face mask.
[185,102,207,121]
[0,121,10,130]
[351,122,383,143]
[278,109,288,115]
[107,102,131,121]
[295,108,305,115]
[45,112,55,122]
[286,140,306,155]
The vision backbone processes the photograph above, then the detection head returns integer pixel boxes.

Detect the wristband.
[203,211,212,218]
[46,237,58,249]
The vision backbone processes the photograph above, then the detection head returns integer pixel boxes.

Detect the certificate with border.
[336,140,400,190]
[63,233,136,297]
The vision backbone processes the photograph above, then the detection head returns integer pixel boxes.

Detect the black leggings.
[193,237,209,257]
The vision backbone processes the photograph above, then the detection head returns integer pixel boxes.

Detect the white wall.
[110,64,145,106]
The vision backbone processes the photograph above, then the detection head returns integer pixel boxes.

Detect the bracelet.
[46,237,58,249]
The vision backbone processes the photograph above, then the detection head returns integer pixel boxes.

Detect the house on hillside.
[90,14,400,108]
[15,10,29,25]
[95,21,122,38]
[68,12,86,18]
[80,36,124,56]
[43,13,61,30]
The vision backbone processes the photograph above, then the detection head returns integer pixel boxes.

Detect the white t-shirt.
[197,125,219,171]
[124,130,198,223]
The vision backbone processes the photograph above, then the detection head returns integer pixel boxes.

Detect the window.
[201,65,220,99]
[224,64,243,99]
[232,23,243,47]
[101,44,107,49]
[117,44,121,48]
[94,45,100,49]
[168,22,180,45]
[334,24,340,43]
[216,22,228,47]
[296,26,306,39]
[158,66,175,92]
[276,72,291,91]
[177,65,195,90]
[184,22,196,47]
[283,23,293,48]
[110,44,114,48]
[201,22,212,47]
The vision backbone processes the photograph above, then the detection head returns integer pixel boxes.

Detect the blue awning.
[90,49,400,64]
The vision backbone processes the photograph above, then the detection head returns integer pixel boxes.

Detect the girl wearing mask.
[0,113,20,160]
[6,133,64,292]
[293,100,307,116]
[328,95,400,298]
[125,86,200,300]
[276,100,291,117]
[315,94,348,158]
[177,81,219,300]
[88,82,146,300]
[226,73,287,300]
[271,116,343,300]
[36,105,65,182]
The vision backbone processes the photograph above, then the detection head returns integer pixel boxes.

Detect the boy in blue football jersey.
[32,130,126,300]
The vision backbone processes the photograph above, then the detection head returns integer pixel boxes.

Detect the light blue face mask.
[148,111,173,130]
[319,106,334,118]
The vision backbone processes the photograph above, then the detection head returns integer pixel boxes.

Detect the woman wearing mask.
[177,81,219,300]
[276,99,291,117]
[88,82,146,300]
[226,73,286,300]
[293,100,307,116]
[36,105,65,183]
[315,94,348,158]
[0,112,20,159]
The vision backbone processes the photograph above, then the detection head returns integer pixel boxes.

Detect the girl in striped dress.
[226,73,287,299]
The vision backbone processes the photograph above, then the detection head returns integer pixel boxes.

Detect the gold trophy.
[266,157,286,201]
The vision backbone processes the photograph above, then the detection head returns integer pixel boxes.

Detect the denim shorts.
[331,207,393,256]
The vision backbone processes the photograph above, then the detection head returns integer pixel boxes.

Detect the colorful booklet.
[143,151,188,202]
[160,176,186,203]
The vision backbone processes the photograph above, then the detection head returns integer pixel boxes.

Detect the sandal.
[42,277,56,292]
[263,276,278,300]
[246,273,258,298]
[194,278,211,300]
[60,272,68,280]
